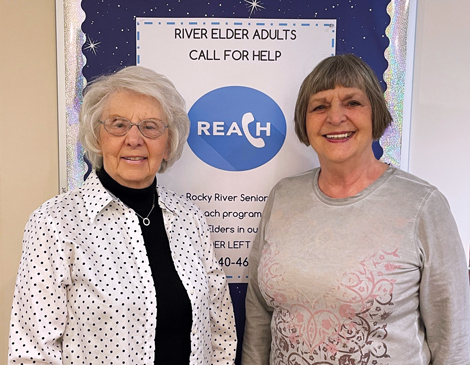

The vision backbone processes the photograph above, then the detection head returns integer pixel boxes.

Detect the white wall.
[409,0,470,259]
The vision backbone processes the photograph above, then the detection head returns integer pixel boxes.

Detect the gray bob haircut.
[78,66,190,173]
[294,54,392,145]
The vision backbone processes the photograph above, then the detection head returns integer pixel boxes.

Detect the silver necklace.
[113,193,155,227]
[132,194,156,226]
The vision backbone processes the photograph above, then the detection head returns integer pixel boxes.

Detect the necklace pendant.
[142,218,151,226]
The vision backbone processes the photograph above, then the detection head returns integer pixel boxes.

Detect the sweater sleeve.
[417,189,470,365]
[241,189,275,365]
[9,211,71,365]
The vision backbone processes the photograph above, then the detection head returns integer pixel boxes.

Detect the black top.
[97,168,192,364]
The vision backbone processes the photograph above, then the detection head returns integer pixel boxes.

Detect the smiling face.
[98,90,170,189]
[306,86,375,169]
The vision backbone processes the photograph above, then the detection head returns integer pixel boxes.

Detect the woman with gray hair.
[242,54,470,364]
[9,66,237,365]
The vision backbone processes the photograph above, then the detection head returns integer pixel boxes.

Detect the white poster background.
[137,18,335,282]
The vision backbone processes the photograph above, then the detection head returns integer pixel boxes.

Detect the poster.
[137,17,335,281]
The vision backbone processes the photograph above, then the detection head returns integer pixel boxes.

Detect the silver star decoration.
[245,0,265,17]
[84,35,101,55]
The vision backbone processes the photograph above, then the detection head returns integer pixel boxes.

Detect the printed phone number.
[218,257,249,267]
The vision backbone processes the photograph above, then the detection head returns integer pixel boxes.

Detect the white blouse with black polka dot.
[8,171,237,365]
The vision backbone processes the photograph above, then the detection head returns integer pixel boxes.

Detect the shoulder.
[157,185,205,218]
[389,167,435,189]
[23,188,87,243]
[29,172,108,225]
[30,188,84,221]
[382,167,455,226]
[264,168,318,206]
[157,186,210,247]
[271,168,318,194]
[258,168,318,218]
[386,167,440,201]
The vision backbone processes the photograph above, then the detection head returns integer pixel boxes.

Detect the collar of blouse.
[81,171,179,223]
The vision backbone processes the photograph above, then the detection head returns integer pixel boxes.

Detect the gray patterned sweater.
[242,166,470,365]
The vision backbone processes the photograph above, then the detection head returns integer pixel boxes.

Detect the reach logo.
[187,86,286,171]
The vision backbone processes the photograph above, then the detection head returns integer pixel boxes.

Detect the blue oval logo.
[187,86,286,171]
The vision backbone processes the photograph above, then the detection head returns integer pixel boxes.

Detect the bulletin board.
[56,0,417,361]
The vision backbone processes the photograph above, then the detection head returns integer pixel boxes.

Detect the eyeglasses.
[100,117,169,139]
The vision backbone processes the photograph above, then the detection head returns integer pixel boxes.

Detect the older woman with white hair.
[9,66,237,365]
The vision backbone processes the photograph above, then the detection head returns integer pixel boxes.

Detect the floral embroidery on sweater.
[259,246,400,365]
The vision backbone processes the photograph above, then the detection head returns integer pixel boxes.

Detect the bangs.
[310,61,367,95]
